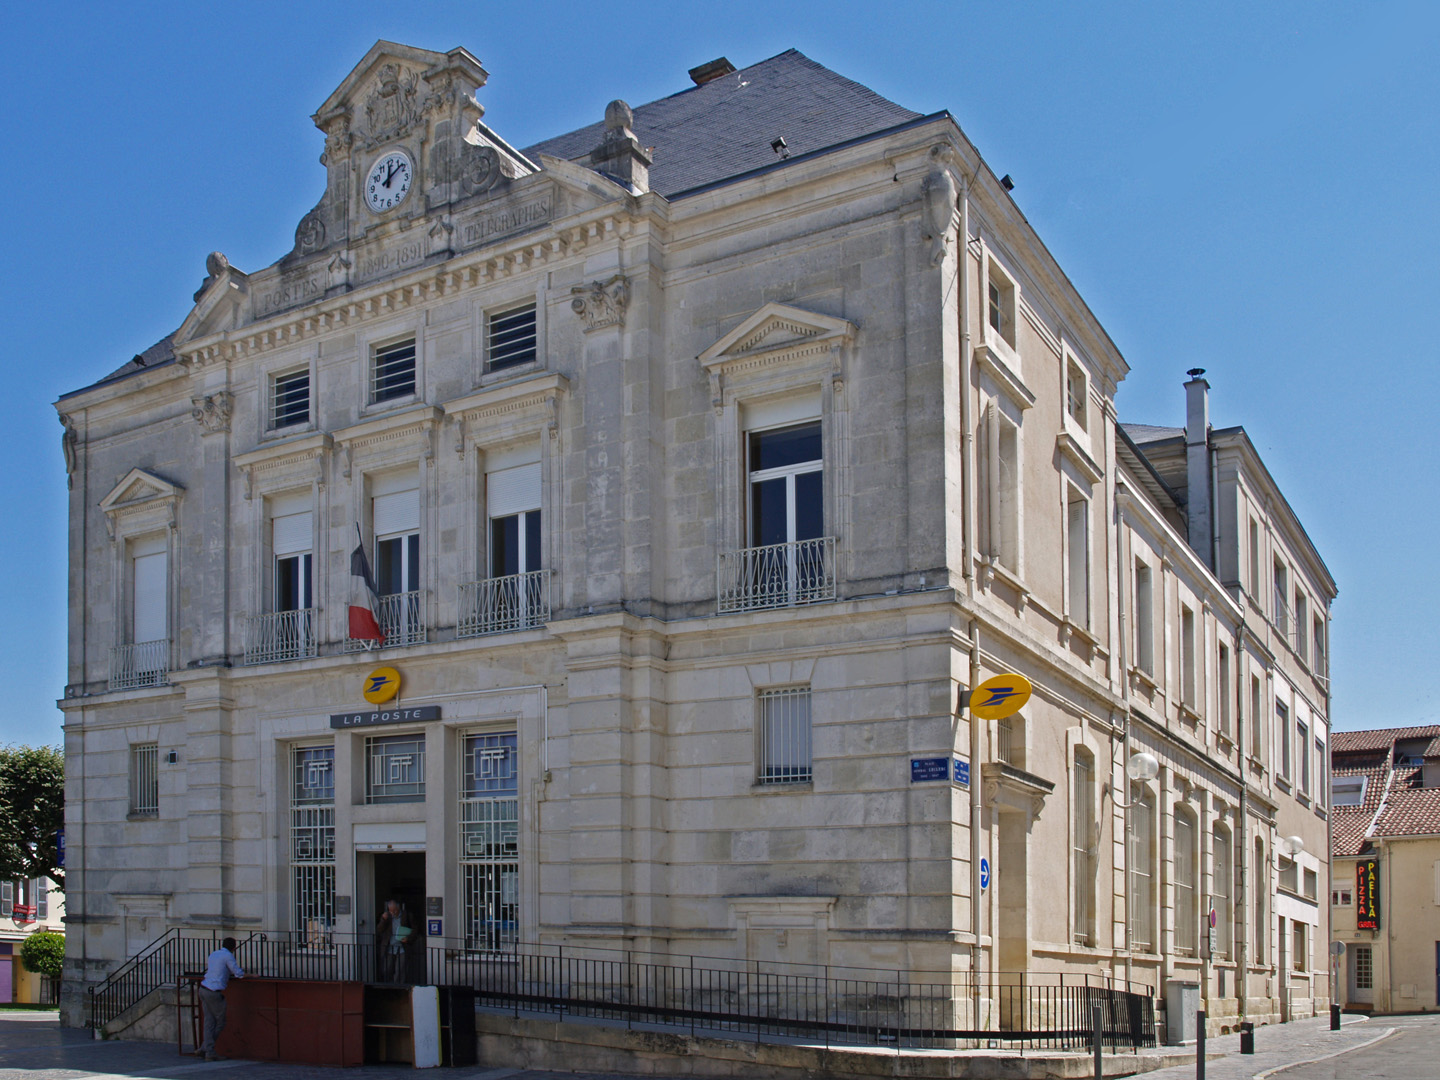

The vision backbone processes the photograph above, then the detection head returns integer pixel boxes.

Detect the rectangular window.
[1332,777,1365,806]
[290,744,335,936]
[460,732,519,951]
[1255,839,1267,963]
[270,368,310,428]
[757,686,812,784]
[1175,812,1197,954]
[1249,518,1261,597]
[1298,720,1310,794]
[1135,561,1155,676]
[1332,888,1352,906]
[1218,644,1232,737]
[1304,867,1318,900]
[486,303,538,371]
[1251,675,1264,760]
[1313,616,1326,674]
[1278,701,1291,779]
[1130,790,1155,952]
[987,264,1016,348]
[1067,491,1090,629]
[994,413,1019,570]
[1066,359,1087,431]
[371,337,417,403]
[130,743,159,815]
[1318,738,1327,808]
[1180,605,1197,709]
[1273,560,1289,637]
[273,504,313,612]
[736,422,830,609]
[1295,593,1308,659]
[131,536,168,645]
[369,483,422,646]
[0,881,10,917]
[1213,826,1233,958]
[1279,856,1298,894]
[1073,750,1095,945]
[488,464,542,578]
[1292,920,1307,973]
[1354,944,1372,989]
[366,733,426,804]
[35,879,47,920]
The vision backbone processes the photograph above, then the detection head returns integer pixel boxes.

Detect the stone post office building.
[56,40,1335,1032]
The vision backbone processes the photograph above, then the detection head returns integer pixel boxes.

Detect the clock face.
[365,150,413,213]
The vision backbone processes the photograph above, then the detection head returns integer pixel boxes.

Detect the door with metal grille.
[460,733,519,950]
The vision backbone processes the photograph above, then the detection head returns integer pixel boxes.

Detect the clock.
[365,150,413,213]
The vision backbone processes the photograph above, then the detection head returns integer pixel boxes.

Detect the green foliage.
[19,931,64,980]
[0,745,64,889]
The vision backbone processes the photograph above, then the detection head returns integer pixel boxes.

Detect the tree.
[19,931,64,980]
[0,745,64,890]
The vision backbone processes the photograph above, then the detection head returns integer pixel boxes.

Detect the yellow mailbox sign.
[362,666,402,705]
[969,673,1032,720]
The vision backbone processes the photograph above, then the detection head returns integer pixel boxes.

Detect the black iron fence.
[89,930,1154,1051]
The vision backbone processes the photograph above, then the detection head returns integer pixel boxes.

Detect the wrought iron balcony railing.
[345,590,427,651]
[244,609,318,665]
[457,570,551,638]
[717,536,836,614]
[108,639,170,691]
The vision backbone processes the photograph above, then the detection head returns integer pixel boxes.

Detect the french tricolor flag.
[349,526,385,647]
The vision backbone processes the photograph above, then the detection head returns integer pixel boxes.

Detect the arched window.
[1073,748,1096,945]
[1130,788,1156,952]
[1174,807,1198,954]
[1213,823,1233,959]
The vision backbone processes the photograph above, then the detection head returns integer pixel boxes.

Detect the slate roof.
[524,49,925,198]
[1120,423,1183,444]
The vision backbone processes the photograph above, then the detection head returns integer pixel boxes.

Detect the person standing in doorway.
[198,937,244,1060]
[376,899,414,983]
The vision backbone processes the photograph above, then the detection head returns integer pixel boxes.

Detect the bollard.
[1196,1010,1206,1080]
[1330,1003,1341,1031]
[1093,1003,1103,1079]
[1239,1021,1254,1055]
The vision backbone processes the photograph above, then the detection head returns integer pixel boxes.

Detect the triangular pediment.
[699,303,857,372]
[313,41,486,129]
[100,469,183,515]
[174,260,248,347]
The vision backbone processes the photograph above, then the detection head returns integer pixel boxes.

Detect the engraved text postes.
[254,271,325,319]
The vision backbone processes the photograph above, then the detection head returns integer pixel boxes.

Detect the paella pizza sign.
[1355,858,1380,930]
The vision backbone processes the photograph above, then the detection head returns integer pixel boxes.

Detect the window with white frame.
[130,743,159,815]
[488,463,542,580]
[371,337,416,403]
[1248,518,1261,598]
[1292,919,1307,972]
[1066,488,1090,629]
[1130,788,1156,952]
[1135,560,1155,676]
[1213,824,1233,958]
[1273,559,1289,637]
[1278,701,1291,780]
[1298,720,1310,795]
[366,732,425,804]
[290,744,335,936]
[0,881,9,917]
[130,534,168,646]
[1251,675,1264,760]
[1331,887,1353,907]
[270,367,310,429]
[1304,867,1318,900]
[271,494,313,613]
[1295,592,1308,660]
[485,303,538,371]
[460,731,519,951]
[369,475,422,646]
[1332,776,1367,806]
[1180,605,1197,710]
[1073,748,1095,945]
[1065,358,1087,431]
[757,686,812,784]
[738,421,829,608]
[1279,855,1298,894]
[1313,616,1326,674]
[981,406,1020,572]
[1218,643,1232,737]
[1254,837,1266,963]
[987,261,1017,349]
[1175,809,1198,954]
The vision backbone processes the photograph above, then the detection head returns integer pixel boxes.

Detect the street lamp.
[1277,835,1304,859]
[1111,751,1159,807]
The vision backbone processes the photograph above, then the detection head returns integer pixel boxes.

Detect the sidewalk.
[1135,1014,1391,1080]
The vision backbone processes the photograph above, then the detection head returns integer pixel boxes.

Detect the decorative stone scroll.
[190,392,233,434]
[59,414,78,490]
[570,274,630,332]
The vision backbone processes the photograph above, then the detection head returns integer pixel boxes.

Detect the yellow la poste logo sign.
[969,673,1032,720]
[363,666,401,704]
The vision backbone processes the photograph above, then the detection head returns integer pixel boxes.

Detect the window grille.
[460,732,519,951]
[290,745,335,937]
[757,686,811,784]
[371,338,417,402]
[486,303,538,371]
[1212,826,1233,958]
[996,717,1014,766]
[1130,790,1155,952]
[366,733,425,803]
[1174,812,1197,953]
[130,743,159,815]
[1072,751,1094,945]
[271,368,310,428]
[1354,944,1373,989]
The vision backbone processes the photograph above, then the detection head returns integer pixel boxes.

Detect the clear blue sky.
[2,2,1435,744]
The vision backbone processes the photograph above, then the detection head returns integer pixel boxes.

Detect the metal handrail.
[243,608,318,665]
[717,536,836,613]
[108,639,169,690]
[457,570,551,637]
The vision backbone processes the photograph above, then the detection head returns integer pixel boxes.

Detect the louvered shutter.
[374,488,419,536]
[487,463,541,518]
[132,550,167,642]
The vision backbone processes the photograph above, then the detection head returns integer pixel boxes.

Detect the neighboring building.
[55,39,1335,1038]
[1331,725,1440,1013]
[1,878,65,1003]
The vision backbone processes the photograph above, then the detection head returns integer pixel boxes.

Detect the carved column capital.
[570,273,630,332]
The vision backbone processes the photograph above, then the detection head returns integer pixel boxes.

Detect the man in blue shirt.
[198,937,244,1060]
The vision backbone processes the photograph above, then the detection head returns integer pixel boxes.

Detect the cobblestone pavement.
[0,1011,1412,1080]
[1137,1013,1395,1080]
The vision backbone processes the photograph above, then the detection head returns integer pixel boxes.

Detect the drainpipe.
[1236,616,1249,1026]
[1116,485,1133,987]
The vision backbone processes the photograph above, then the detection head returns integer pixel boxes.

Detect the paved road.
[1268,1014,1440,1079]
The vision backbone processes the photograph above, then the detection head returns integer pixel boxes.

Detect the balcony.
[109,639,169,691]
[717,536,836,614]
[457,570,551,638]
[345,590,426,651]
[244,609,318,665]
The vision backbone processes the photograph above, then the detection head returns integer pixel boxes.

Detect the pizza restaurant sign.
[1355,858,1380,930]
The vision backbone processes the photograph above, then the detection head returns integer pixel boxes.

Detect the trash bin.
[1165,981,1200,1045]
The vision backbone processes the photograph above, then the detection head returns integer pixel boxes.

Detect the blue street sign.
[56,829,65,868]
[980,857,990,890]
[911,757,949,782]
[428,919,442,936]
[953,757,970,787]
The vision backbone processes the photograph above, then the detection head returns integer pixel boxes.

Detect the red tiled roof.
[1373,787,1440,837]
[1334,725,1440,753]
[1331,761,1391,856]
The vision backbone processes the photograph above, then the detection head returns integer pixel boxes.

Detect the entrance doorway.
[356,851,426,983]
